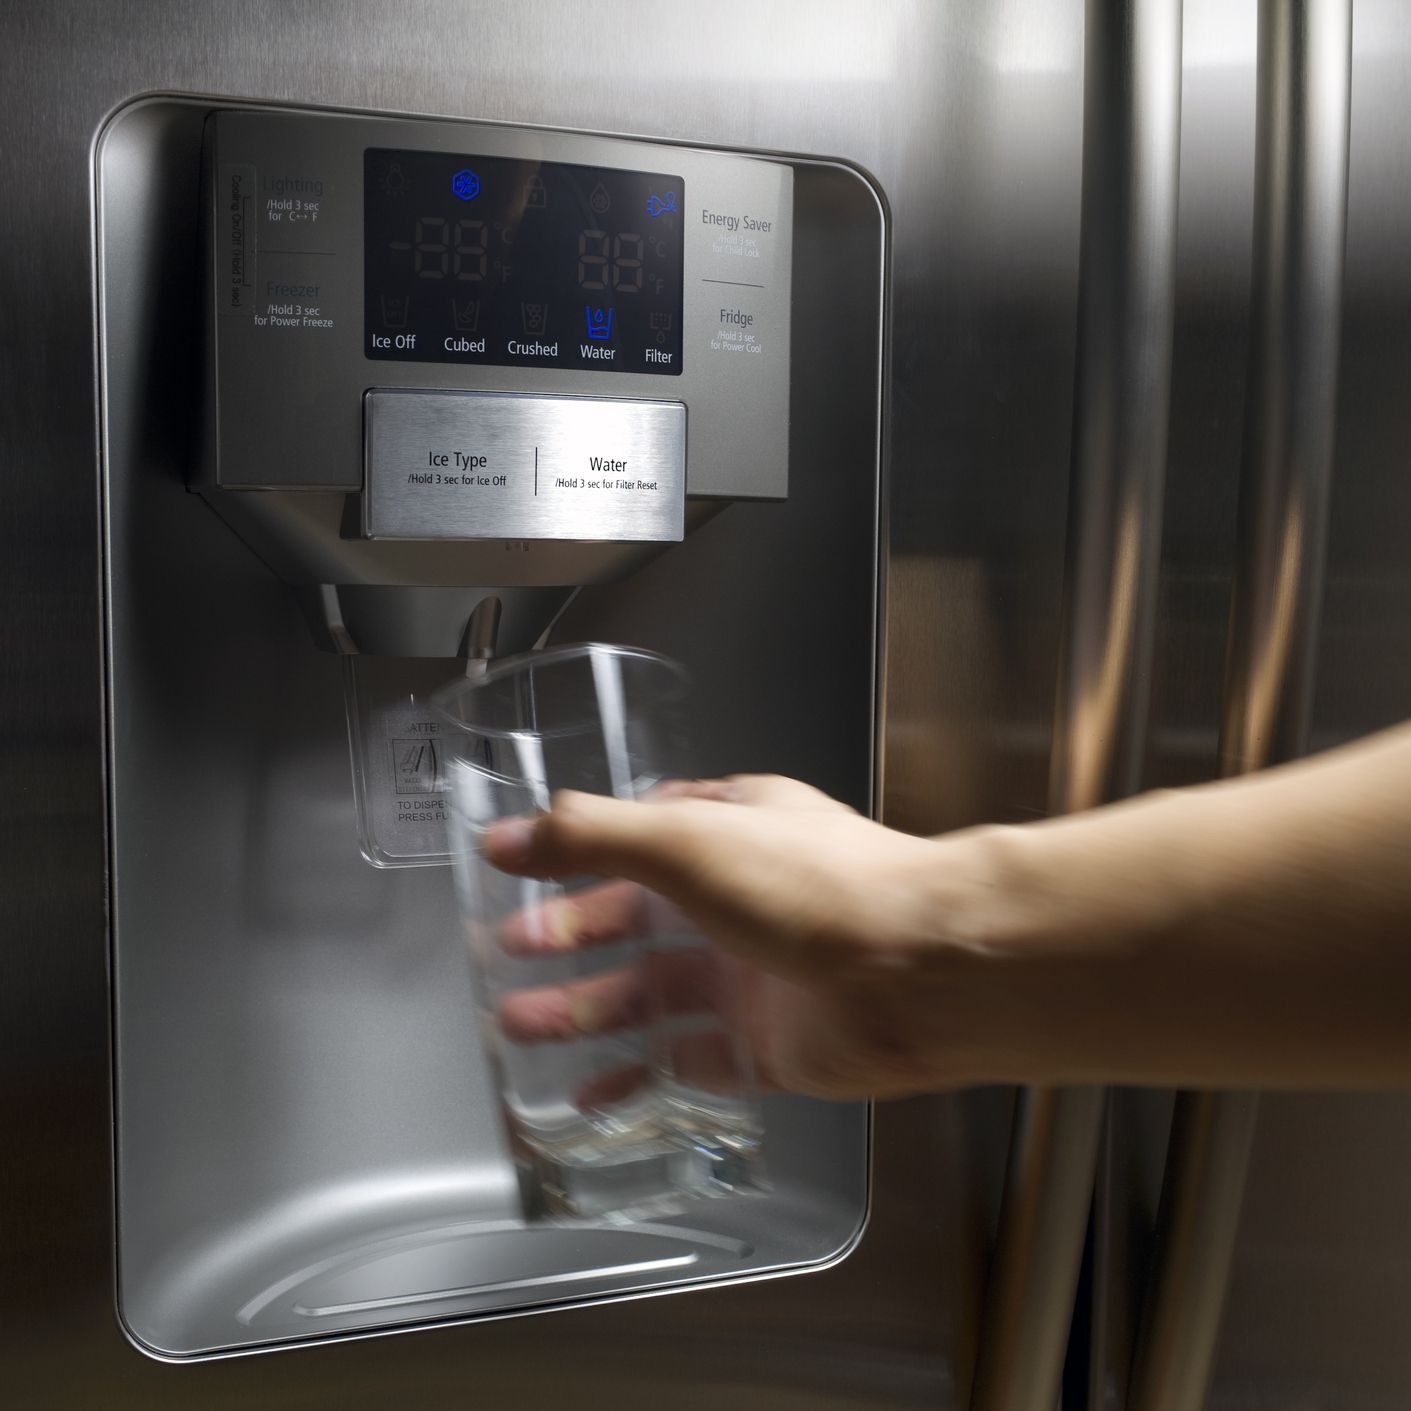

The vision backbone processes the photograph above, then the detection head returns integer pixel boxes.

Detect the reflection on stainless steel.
[1210,8,1411,1391]
[970,6,1183,1411]
[1127,1090,1259,1411]
[1128,5,1352,1410]
[1221,0,1353,777]
[1051,0,1183,819]
[971,1085,1107,1411]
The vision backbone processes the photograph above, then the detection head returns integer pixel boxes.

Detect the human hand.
[483,775,979,1099]
[481,722,1411,1094]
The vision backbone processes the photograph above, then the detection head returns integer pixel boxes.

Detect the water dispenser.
[97,98,883,1357]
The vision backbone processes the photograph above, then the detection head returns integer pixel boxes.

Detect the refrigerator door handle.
[1127,4,1354,1410]
[969,5,1184,1410]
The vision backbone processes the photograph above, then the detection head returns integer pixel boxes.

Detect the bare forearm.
[925,723,1411,1088]
[487,739,1411,1096]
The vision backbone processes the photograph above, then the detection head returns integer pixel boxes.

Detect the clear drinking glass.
[432,643,765,1221]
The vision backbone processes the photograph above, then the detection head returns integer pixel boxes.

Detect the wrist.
[880,811,1190,1088]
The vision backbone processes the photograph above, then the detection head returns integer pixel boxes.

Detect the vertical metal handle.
[1127,5,1353,1410]
[969,5,1183,1410]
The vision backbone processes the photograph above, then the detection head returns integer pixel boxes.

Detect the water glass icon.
[585,306,613,341]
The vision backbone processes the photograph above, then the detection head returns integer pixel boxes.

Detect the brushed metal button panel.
[363,389,686,542]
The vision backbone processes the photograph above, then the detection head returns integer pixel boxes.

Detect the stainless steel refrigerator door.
[1200,3,1411,1404]
[2,2,1085,1407]
[1087,5,1411,1410]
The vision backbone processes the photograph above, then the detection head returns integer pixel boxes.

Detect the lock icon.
[525,175,547,210]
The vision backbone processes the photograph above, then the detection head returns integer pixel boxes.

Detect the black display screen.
[363,148,684,375]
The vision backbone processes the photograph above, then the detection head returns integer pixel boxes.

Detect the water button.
[580,306,617,363]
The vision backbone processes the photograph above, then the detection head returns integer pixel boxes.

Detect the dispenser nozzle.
[460,596,501,675]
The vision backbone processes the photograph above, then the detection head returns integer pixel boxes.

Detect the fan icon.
[452,169,480,202]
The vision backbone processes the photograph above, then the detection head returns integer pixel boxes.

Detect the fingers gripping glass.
[432,644,765,1221]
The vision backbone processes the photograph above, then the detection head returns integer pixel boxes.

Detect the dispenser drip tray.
[247,1221,752,1326]
[120,1160,862,1357]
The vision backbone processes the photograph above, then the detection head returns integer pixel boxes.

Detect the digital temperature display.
[364,148,684,375]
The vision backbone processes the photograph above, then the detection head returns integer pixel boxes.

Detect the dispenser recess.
[98,96,882,1358]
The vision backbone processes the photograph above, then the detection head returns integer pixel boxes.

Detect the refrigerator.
[3,3,1409,1408]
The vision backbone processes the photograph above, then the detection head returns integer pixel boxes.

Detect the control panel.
[363,390,685,543]
[363,149,685,376]
[202,109,793,540]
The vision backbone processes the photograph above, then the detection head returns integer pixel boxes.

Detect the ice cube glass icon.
[451,296,480,331]
[521,302,548,335]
